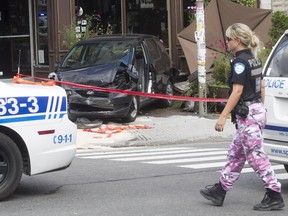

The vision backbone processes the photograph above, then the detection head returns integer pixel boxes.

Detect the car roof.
[78,34,157,44]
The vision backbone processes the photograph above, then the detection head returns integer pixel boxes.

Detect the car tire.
[284,164,288,173]
[122,96,139,123]
[0,133,23,201]
[158,80,173,108]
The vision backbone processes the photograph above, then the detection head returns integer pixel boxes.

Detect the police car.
[262,30,288,173]
[0,79,77,201]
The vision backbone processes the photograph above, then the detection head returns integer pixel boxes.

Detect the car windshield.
[264,35,288,77]
[60,40,133,69]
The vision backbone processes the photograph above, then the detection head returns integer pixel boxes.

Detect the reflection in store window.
[75,0,122,35]
[183,0,196,27]
[126,0,168,47]
[0,0,31,77]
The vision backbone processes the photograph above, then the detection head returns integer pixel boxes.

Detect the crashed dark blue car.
[50,34,179,122]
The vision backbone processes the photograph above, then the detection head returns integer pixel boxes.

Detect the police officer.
[199,23,284,211]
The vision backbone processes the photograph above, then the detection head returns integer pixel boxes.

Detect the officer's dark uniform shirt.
[228,49,262,102]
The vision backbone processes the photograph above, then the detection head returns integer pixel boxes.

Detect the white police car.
[0,79,77,201]
[262,30,288,173]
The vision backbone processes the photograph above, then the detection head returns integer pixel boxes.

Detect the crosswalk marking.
[76,147,287,179]
[179,162,226,169]
[75,147,190,157]
[276,173,288,180]
[79,148,225,160]
[241,164,284,173]
[110,150,227,161]
[143,155,227,164]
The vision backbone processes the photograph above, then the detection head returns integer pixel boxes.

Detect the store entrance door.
[0,0,32,78]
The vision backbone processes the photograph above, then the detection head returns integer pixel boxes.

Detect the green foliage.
[212,55,230,86]
[209,39,231,86]
[61,14,113,49]
[61,21,81,48]
[256,11,288,65]
[231,0,256,7]
[268,11,288,46]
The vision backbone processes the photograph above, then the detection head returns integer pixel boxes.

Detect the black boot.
[200,183,226,206]
[253,189,285,211]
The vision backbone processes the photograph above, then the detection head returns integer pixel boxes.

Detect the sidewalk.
[76,113,235,150]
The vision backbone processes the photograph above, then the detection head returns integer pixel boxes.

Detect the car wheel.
[284,164,288,173]
[122,96,139,123]
[0,133,23,201]
[158,80,173,108]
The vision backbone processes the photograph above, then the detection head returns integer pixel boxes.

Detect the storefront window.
[36,0,48,65]
[0,0,31,78]
[183,0,196,27]
[126,0,168,47]
[75,0,122,35]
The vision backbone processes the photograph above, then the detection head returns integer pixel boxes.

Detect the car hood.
[57,62,122,87]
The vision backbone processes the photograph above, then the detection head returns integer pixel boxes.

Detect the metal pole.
[195,0,207,116]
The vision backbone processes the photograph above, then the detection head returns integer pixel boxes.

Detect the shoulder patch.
[234,62,246,74]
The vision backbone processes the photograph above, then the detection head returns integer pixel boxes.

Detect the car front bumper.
[68,91,133,118]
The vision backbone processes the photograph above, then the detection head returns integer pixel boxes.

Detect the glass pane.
[126,0,168,47]
[36,0,49,65]
[0,0,29,36]
[146,39,161,59]
[0,0,30,78]
[265,36,288,78]
[0,38,31,79]
[183,0,196,27]
[75,0,122,34]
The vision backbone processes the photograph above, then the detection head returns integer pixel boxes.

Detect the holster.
[233,99,249,118]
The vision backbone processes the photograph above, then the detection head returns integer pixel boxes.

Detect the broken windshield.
[60,40,134,69]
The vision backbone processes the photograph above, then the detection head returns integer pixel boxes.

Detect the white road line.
[110,150,227,161]
[179,161,226,169]
[142,155,227,164]
[76,147,191,157]
[77,148,224,159]
[241,164,284,173]
[276,173,288,180]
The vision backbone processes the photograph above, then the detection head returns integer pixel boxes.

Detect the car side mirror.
[48,72,59,80]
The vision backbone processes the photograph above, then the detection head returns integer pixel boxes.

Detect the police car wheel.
[0,133,23,201]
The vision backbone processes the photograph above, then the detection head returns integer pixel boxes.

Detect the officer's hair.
[226,23,262,57]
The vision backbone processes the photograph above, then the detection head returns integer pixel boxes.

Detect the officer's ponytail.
[226,23,262,57]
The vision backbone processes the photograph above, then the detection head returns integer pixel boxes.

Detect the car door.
[262,31,288,164]
[133,41,152,105]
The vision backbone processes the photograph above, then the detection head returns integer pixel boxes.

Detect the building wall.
[260,0,272,9]
[271,0,288,13]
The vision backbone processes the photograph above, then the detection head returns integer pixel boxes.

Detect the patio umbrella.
[177,0,272,74]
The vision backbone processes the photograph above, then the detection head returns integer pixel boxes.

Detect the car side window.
[146,39,161,60]
[265,37,288,77]
[62,45,84,67]
[134,43,145,71]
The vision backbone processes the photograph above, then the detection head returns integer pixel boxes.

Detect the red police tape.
[14,74,228,103]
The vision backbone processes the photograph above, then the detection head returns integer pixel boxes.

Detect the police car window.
[265,37,288,77]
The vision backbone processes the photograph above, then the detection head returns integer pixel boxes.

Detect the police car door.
[263,30,288,164]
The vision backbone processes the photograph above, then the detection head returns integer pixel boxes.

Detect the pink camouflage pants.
[219,102,281,193]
